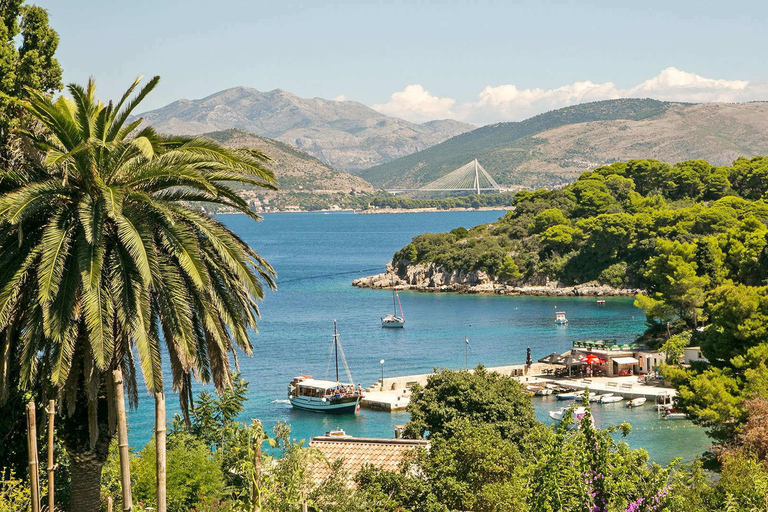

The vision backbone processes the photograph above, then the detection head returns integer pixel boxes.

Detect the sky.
[35,0,768,126]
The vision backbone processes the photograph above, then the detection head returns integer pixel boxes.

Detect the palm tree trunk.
[113,369,132,512]
[26,401,40,512]
[47,399,55,512]
[155,392,167,512]
[69,456,104,511]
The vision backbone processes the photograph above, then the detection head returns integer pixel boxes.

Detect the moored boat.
[555,391,584,400]
[599,395,624,404]
[288,321,362,414]
[663,409,687,419]
[589,393,613,402]
[527,385,553,396]
[548,406,590,422]
[627,397,646,408]
[381,286,405,328]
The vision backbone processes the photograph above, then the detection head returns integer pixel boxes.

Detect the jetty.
[361,362,676,412]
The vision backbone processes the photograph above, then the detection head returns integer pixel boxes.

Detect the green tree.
[403,366,536,444]
[0,0,61,160]
[0,78,276,511]
[661,331,692,364]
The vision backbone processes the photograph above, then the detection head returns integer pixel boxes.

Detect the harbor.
[361,362,676,412]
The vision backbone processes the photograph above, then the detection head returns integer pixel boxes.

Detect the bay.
[127,210,711,464]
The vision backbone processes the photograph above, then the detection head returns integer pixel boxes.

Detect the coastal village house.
[683,346,709,365]
[308,433,429,487]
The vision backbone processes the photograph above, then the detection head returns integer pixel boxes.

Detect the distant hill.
[202,129,373,193]
[359,99,768,190]
[138,87,474,172]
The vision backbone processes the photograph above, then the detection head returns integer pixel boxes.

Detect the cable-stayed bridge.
[387,159,503,195]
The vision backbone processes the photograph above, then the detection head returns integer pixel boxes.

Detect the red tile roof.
[308,435,429,486]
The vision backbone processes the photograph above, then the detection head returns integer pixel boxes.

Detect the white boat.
[381,287,405,328]
[655,394,673,411]
[589,393,613,402]
[663,410,687,419]
[627,397,646,408]
[527,385,553,396]
[288,321,362,414]
[555,311,568,324]
[555,391,584,400]
[549,406,589,422]
[599,395,624,404]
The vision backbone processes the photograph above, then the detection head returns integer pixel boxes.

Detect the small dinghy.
[663,409,687,419]
[627,397,646,408]
[599,395,624,404]
[549,406,589,422]
[589,393,613,402]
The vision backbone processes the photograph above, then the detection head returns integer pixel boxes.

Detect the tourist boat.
[627,397,647,408]
[555,311,568,324]
[288,321,362,414]
[599,395,624,404]
[589,393,613,402]
[555,391,584,400]
[381,287,405,328]
[548,406,589,422]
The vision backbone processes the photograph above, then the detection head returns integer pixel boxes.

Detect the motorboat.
[663,409,687,419]
[555,311,568,324]
[599,395,624,404]
[288,321,362,414]
[627,397,646,408]
[555,391,584,400]
[589,393,613,402]
[549,406,589,422]
[526,385,553,396]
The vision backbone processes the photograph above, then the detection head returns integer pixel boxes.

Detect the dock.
[360,363,675,412]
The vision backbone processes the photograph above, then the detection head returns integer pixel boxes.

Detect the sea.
[127,210,711,464]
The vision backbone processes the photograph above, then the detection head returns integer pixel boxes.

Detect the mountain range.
[359,99,768,190]
[138,87,474,172]
[202,129,373,193]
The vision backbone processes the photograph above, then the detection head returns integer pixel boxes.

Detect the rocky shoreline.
[352,263,642,297]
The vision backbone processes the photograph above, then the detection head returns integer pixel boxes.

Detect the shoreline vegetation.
[353,264,640,296]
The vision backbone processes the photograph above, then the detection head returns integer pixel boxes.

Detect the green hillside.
[359,98,672,188]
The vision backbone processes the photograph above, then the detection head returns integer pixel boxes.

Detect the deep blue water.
[127,211,711,464]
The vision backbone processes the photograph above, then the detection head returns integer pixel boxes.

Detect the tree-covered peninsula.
[377,157,768,300]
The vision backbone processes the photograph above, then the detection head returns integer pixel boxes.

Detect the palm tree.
[0,77,277,511]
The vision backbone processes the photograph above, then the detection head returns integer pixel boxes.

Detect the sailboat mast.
[393,288,397,315]
[334,320,339,383]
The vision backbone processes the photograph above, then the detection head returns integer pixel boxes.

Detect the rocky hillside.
[353,263,640,296]
[138,87,474,172]
[359,99,768,190]
[203,129,373,193]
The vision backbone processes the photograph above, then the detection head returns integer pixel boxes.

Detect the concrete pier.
[360,363,675,412]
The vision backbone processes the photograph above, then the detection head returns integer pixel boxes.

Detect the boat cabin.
[292,378,357,398]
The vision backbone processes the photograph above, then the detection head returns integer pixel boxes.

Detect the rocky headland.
[352,262,642,296]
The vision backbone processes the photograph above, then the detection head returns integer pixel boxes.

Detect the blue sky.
[36,0,768,124]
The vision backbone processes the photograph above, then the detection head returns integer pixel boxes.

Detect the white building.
[684,346,709,365]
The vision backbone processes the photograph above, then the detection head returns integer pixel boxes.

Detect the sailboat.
[287,321,362,413]
[381,286,405,328]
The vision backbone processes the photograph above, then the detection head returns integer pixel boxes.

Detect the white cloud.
[371,67,768,125]
[333,94,347,101]
[372,84,456,123]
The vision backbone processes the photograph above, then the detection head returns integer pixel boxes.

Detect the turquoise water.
[127,211,711,464]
